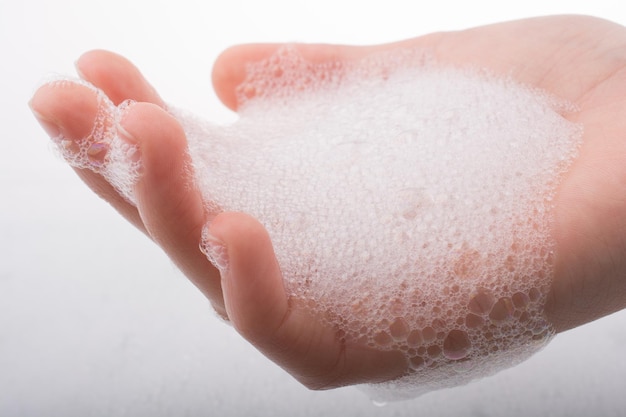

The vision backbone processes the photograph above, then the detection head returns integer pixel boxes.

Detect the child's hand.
[29,15,626,389]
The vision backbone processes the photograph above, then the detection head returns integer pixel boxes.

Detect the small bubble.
[468,289,495,315]
[489,297,515,323]
[241,85,257,100]
[373,331,393,346]
[512,292,530,308]
[59,139,77,152]
[431,318,446,330]
[504,255,516,272]
[406,329,423,347]
[87,142,108,166]
[528,287,541,302]
[443,330,471,360]
[518,311,530,323]
[453,249,482,279]
[389,297,406,316]
[389,317,410,340]
[409,356,425,371]
[372,400,388,407]
[465,313,484,329]
[271,65,284,78]
[427,345,442,358]
[422,326,437,343]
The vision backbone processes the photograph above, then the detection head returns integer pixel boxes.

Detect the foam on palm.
[51,47,582,400]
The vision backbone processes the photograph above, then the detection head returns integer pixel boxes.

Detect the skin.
[29,15,626,389]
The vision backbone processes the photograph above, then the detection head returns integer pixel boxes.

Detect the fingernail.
[200,226,229,273]
[31,108,61,138]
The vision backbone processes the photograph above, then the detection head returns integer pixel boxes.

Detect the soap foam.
[186,46,581,400]
[49,46,582,400]
[46,77,141,204]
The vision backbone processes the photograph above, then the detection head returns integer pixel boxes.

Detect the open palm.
[30,15,626,389]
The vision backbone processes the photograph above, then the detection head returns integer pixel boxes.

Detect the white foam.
[49,46,582,400]
[187,46,581,400]
[47,78,141,205]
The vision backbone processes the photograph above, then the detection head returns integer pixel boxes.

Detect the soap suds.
[45,78,141,204]
[49,46,582,401]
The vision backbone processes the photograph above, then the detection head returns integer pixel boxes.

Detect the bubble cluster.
[46,78,141,204]
[48,46,582,400]
[185,46,581,399]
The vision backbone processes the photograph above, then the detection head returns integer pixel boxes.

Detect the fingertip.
[74,49,108,77]
[211,42,372,111]
[76,49,164,106]
[211,44,273,111]
[119,102,186,182]
[30,80,100,142]
[75,49,121,81]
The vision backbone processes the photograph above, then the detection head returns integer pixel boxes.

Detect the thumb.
[201,212,406,389]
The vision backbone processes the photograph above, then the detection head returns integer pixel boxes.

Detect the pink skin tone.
[29,15,626,389]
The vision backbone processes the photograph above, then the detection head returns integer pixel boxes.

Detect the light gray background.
[2,1,625,416]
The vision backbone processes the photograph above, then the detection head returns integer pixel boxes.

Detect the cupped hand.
[29,15,626,389]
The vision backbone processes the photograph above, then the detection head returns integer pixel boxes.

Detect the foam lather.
[49,46,582,400]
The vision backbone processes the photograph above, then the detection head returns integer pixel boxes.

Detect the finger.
[120,102,225,315]
[30,48,169,232]
[76,49,165,107]
[210,39,442,112]
[210,17,615,113]
[29,81,145,231]
[211,43,371,111]
[204,212,407,389]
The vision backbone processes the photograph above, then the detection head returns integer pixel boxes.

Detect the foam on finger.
[45,78,141,205]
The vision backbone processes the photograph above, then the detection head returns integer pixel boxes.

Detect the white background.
[2,1,626,416]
